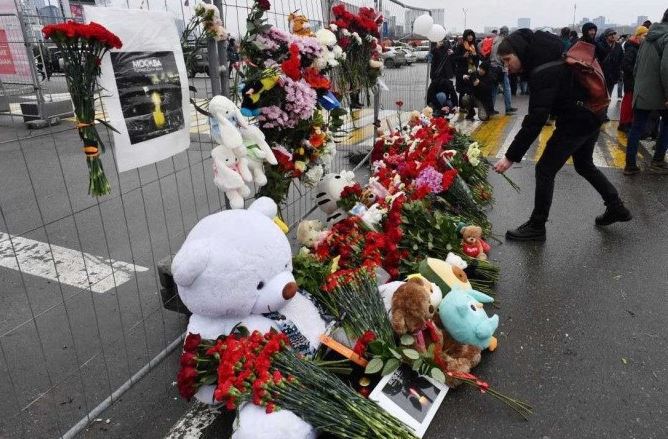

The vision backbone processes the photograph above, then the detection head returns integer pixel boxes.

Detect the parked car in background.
[382,47,407,68]
[400,48,416,65]
[413,44,431,62]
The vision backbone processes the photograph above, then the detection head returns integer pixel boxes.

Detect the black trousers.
[531,119,621,223]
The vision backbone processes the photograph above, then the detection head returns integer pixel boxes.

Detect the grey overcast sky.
[405,0,666,33]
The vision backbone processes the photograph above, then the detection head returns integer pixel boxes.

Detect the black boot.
[595,202,632,226]
[505,220,546,241]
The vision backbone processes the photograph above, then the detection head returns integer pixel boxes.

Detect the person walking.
[618,26,648,133]
[453,29,480,120]
[623,10,668,176]
[491,26,517,115]
[596,29,624,96]
[493,29,631,241]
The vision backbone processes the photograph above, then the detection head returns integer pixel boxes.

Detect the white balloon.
[413,14,433,36]
[428,24,446,42]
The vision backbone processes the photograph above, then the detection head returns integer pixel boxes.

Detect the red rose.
[180,352,197,367]
[395,100,404,108]
[265,402,276,413]
[257,0,271,10]
[183,333,202,352]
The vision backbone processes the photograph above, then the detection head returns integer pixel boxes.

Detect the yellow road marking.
[533,124,556,162]
[472,115,511,157]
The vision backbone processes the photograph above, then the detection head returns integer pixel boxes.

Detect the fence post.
[205,0,222,96]
[371,0,382,157]
[16,8,45,120]
[214,0,228,98]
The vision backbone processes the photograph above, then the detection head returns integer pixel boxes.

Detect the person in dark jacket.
[618,26,648,132]
[581,22,598,44]
[560,27,572,51]
[430,39,454,80]
[493,29,631,240]
[624,10,668,175]
[453,29,480,119]
[569,30,579,47]
[470,61,496,120]
[596,28,624,95]
[427,76,459,116]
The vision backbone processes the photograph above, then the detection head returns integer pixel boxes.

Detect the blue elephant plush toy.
[438,287,499,351]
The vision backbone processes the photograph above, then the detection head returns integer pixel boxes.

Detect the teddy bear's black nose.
[282,282,298,300]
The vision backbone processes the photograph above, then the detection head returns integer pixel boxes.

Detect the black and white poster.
[111,51,184,145]
[85,7,190,172]
[369,365,448,437]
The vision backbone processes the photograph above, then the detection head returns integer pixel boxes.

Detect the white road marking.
[496,115,523,159]
[165,402,222,439]
[0,232,148,294]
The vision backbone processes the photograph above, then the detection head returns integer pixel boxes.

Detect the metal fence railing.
[0,0,432,437]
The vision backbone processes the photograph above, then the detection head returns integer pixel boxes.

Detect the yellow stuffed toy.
[288,12,313,36]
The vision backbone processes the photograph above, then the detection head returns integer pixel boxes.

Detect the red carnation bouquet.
[177,328,416,438]
[42,21,122,196]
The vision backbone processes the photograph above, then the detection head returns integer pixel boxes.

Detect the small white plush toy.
[210,95,277,187]
[211,145,251,209]
[315,171,356,223]
[172,197,324,439]
[296,219,327,248]
[209,95,246,157]
[237,123,277,187]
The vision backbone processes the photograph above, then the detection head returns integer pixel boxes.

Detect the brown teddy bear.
[390,277,435,345]
[434,313,482,388]
[460,225,491,260]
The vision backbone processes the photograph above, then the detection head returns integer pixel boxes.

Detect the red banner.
[0,29,16,74]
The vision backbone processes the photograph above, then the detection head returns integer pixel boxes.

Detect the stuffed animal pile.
[209,96,278,208]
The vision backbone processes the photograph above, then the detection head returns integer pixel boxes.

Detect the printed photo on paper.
[111,51,184,144]
[369,364,448,438]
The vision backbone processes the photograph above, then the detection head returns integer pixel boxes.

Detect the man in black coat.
[596,28,624,95]
[430,40,454,80]
[493,29,631,241]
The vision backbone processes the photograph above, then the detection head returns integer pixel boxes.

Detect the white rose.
[329,23,338,31]
[316,29,337,47]
[469,157,480,167]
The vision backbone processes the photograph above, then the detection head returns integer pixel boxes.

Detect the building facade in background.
[431,8,444,27]
[593,15,606,28]
[637,15,649,26]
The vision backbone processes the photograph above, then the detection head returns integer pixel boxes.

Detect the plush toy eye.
[428,305,434,314]
[470,304,477,312]
[334,175,341,179]
[257,281,265,290]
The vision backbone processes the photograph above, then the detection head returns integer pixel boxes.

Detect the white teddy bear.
[172,197,324,439]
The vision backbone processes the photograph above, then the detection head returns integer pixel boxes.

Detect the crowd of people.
[425,9,667,241]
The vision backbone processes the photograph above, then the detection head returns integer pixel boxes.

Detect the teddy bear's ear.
[171,239,210,287]
[248,197,278,218]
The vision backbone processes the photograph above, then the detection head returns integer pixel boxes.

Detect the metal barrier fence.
[0,0,429,437]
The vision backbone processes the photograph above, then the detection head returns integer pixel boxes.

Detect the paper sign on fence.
[84,7,191,172]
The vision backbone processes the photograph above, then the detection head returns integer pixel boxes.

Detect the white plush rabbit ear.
[248,197,278,218]
[235,109,249,128]
[172,239,210,287]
